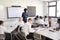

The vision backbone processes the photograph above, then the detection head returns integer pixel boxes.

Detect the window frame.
[57,1,60,17]
[48,1,57,18]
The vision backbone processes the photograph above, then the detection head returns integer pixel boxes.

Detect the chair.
[12,26,26,40]
[18,27,32,40]
[34,33,41,40]
[0,34,5,40]
[18,27,22,33]
[12,26,21,40]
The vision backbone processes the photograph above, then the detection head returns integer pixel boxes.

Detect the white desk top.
[5,24,18,33]
[35,27,60,40]
[3,19,60,40]
[4,20,19,33]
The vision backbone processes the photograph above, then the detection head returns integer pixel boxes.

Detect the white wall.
[43,1,48,16]
[0,0,44,20]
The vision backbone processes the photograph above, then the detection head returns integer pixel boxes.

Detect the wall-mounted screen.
[7,7,24,18]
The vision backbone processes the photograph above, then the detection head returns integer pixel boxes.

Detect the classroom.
[0,0,60,40]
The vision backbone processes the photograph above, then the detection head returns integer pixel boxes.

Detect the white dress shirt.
[18,21,24,27]
[37,19,44,24]
[22,22,34,36]
[0,26,7,34]
[34,18,38,24]
[50,22,59,29]
[53,23,60,28]
[44,18,49,25]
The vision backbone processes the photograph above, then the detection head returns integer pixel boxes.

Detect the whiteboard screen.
[8,7,24,18]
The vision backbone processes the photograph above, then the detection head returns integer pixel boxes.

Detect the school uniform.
[18,21,24,27]
[22,22,34,36]
[44,18,49,26]
[0,26,7,34]
[22,22,34,40]
[0,26,7,40]
[18,21,24,32]
[53,23,60,29]
[33,18,39,24]
[37,19,44,24]
[49,21,57,28]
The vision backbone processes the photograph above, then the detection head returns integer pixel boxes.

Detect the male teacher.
[22,8,28,23]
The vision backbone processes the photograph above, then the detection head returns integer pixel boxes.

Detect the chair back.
[0,34,5,40]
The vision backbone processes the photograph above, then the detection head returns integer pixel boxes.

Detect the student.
[18,17,24,27]
[22,8,28,23]
[56,18,60,29]
[34,15,39,23]
[44,16,49,27]
[22,18,37,40]
[37,16,44,24]
[44,16,47,21]
[48,17,56,28]
[18,17,24,32]
[0,20,7,34]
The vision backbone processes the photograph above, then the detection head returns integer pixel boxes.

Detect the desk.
[4,21,19,40]
[35,27,60,40]
[5,24,18,33]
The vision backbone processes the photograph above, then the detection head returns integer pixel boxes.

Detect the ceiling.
[40,0,60,1]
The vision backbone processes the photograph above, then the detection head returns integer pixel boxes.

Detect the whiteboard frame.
[7,7,24,18]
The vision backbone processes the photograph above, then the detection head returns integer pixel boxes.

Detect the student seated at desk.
[54,18,60,30]
[18,17,24,27]
[18,17,24,32]
[57,18,60,29]
[44,16,49,26]
[44,16,48,21]
[34,15,39,23]
[48,17,56,28]
[37,16,44,25]
[0,20,7,34]
[22,18,37,40]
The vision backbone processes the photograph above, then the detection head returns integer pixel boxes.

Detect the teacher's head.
[24,8,27,12]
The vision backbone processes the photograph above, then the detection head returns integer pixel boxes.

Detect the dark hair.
[40,16,43,19]
[24,8,27,12]
[28,18,32,21]
[36,16,39,18]
[34,16,39,20]
[57,18,60,24]
[0,20,3,25]
[44,16,47,18]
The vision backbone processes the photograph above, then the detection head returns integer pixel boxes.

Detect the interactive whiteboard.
[7,7,24,18]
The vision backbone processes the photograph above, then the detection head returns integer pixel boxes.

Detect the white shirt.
[34,18,38,23]
[22,22,34,36]
[37,19,44,24]
[53,23,60,28]
[18,21,24,27]
[44,18,49,25]
[49,22,58,29]
[0,26,7,34]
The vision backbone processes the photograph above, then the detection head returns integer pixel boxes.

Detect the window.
[49,7,56,16]
[48,2,57,17]
[57,1,60,17]
[48,1,60,17]
[49,2,56,5]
